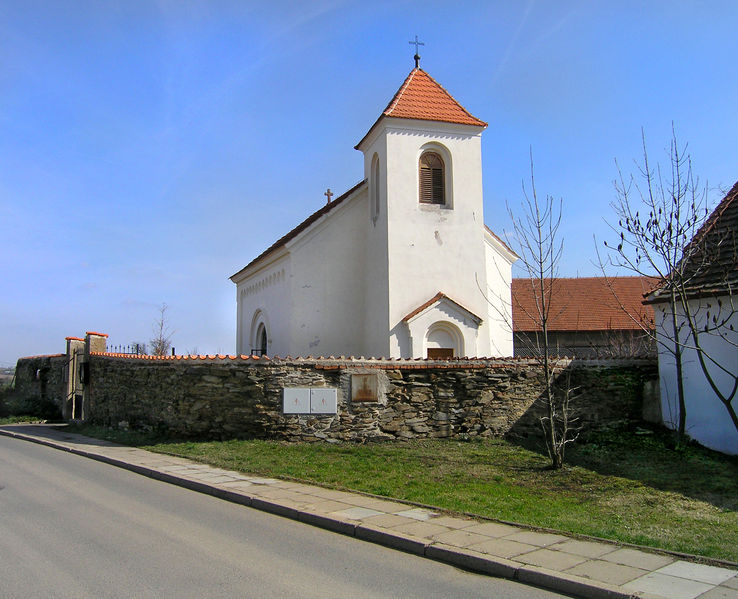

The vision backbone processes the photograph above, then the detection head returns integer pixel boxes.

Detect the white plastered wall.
[360,134,392,358]
[235,253,291,356]
[378,119,493,358]
[484,234,516,357]
[286,188,369,357]
[654,295,738,455]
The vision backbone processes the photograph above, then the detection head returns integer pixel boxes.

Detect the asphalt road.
[0,435,570,598]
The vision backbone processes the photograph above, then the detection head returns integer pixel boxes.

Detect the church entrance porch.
[402,292,483,359]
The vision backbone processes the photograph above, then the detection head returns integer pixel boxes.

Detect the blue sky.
[2,0,737,366]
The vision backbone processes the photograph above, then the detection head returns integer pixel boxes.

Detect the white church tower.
[356,66,515,358]
[231,63,516,359]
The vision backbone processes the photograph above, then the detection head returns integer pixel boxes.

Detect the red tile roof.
[356,68,486,149]
[383,68,486,126]
[230,179,367,280]
[512,277,657,332]
[650,180,738,301]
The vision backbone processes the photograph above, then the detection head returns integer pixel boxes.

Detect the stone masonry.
[45,353,658,442]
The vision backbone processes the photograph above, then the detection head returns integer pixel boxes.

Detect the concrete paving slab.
[219,478,254,489]
[246,486,305,499]
[625,572,714,599]
[304,488,357,501]
[192,475,242,484]
[551,539,618,559]
[391,520,451,539]
[167,464,213,471]
[516,548,588,570]
[345,496,406,511]
[601,547,674,570]
[723,575,738,590]
[431,529,491,548]
[697,586,738,599]
[271,481,315,491]
[394,508,439,521]
[504,531,568,547]
[190,468,236,476]
[564,559,649,586]
[426,515,475,529]
[158,464,206,472]
[360,513,418,528]
[656,561,738,585]
[462,521,521,537]
[246,477,282,485]
[331,507,384,520]
[301,499,355,514]
[217,481,255,491]
[467,538,539,559]
[249,490,315,507]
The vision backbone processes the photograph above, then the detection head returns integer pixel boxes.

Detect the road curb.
[517,565,638,599]
[0,427,668,599]
[355,524,428,556]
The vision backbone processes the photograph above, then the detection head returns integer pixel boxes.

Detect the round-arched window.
[256,323,267,356]
[419,152,445,205]
[371,153,380,223]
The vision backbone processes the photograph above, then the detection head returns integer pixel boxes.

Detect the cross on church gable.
[324,188,333,204]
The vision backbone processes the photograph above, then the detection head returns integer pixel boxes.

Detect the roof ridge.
[690,180,738,246]
[383,68,417,116]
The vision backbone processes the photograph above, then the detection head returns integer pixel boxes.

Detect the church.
[230,61,517,359]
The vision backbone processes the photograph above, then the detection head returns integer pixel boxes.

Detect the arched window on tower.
[419,152,445,205]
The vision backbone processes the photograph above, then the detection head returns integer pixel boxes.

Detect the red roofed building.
[512,277,657,358]
[231,63,517,359]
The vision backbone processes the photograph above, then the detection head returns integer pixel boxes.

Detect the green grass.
[67,424,738,562]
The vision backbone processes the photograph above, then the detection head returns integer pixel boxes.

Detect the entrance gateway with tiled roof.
[230,64,518,359]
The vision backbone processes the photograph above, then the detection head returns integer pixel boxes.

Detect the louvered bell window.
[419,152,445,204]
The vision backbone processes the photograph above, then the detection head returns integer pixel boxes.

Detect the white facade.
[654,296,738,455]
[231,69,517,360]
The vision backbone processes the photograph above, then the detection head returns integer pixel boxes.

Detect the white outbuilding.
[231,64,517,359]
[648,181,738,455]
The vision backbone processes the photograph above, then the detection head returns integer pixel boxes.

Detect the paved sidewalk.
[2,424,736,599]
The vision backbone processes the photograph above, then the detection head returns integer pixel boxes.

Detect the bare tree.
[601,127,738,443]
[509,156,578,469]
[150,303,174,356]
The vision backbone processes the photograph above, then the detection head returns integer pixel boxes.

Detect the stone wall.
[72,354,658,442]
[11,354,68,416]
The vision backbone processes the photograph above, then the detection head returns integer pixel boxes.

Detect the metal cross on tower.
[408,35,425,68]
